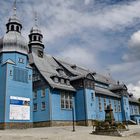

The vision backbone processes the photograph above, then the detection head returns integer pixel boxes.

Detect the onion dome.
[0,31,28,54]
[0,2,28,55]
[30,25,42,34]
[29,24,44,45]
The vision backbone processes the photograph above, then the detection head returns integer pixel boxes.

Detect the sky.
[0,0,140,98]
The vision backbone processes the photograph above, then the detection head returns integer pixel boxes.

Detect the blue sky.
[0,0,140,98]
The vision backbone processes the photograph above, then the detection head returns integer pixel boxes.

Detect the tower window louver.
[13,67,28,83]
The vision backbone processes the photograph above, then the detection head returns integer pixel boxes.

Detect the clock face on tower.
[38,50,43,58]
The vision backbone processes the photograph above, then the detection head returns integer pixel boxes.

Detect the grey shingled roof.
[30,53,76,91]
[109,84,127,91]
[30,52,124,94]
[129,96,139,104]
[55,58,88,76]
[70,75,86,81]
[94,73,116,85]
[55,57,115,85]
[95,86,120,98]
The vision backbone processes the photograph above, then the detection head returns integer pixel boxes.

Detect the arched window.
[38,36,41,41]
[34,36,37,41]
[11,25,14,31]
[16,26,19,32]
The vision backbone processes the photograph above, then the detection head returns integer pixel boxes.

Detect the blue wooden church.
[0,4,140,129]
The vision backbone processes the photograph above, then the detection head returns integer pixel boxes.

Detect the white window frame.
[41,102,46,110]
[114,100,117,112]
[109,98,111,107]
[61,91,73,109]
[91,92,94,101]
[98,96,102,111]
[41,89,46,97]
[104,98,106,110]
[34,91,37,99]
[33,103,37,111]
[18,58,24,64]
[118,100,121,112]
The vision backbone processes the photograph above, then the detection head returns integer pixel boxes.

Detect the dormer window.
[60,78,64,84]
[57,67,64,75]
[71,64,76,70]
[38,50,43,58]
[54,77,59,83]
[66,80,70,85]
[59,69,64,75]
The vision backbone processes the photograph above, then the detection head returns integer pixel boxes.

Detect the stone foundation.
[51,121,73,126]
[76,120,95,126]
[33,120,93,128]
[33,121,51,127]
[33,121,74,127]
[0,122,33,130]
[76,120,87,126]
[0,120,95,129]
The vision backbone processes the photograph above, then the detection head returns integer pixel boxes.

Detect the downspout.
[83,78,88,126]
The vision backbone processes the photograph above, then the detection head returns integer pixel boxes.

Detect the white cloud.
[1,0,140,87]
[17,0,140,43]
[129,30,140,48]
[109,61,140,84]
[84,0,92,5]
[123,30,140,61]
[109,60,140,98]
[2,0,140,45]
[56,46,97,70]
[127,81,140,98]
[45,0,140,42]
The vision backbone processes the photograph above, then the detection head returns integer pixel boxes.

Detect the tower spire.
[34,11,38,27]
[13,0,17,16]
[6,0,22,33]
[28,12,44,56]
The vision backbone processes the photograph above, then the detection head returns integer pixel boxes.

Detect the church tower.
[0,1,33,129]
[28,14,44,58]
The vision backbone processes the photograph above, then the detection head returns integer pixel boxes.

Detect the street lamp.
[72,106,75,132]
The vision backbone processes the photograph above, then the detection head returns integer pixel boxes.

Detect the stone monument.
[92,105,127,136]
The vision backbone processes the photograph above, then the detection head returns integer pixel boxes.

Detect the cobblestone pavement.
[0,125,139,140]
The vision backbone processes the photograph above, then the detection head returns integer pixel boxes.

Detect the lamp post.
[117,101,119,123]
[72,106,75,132]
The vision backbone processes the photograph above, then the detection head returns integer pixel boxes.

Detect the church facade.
[0,6,140,129]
